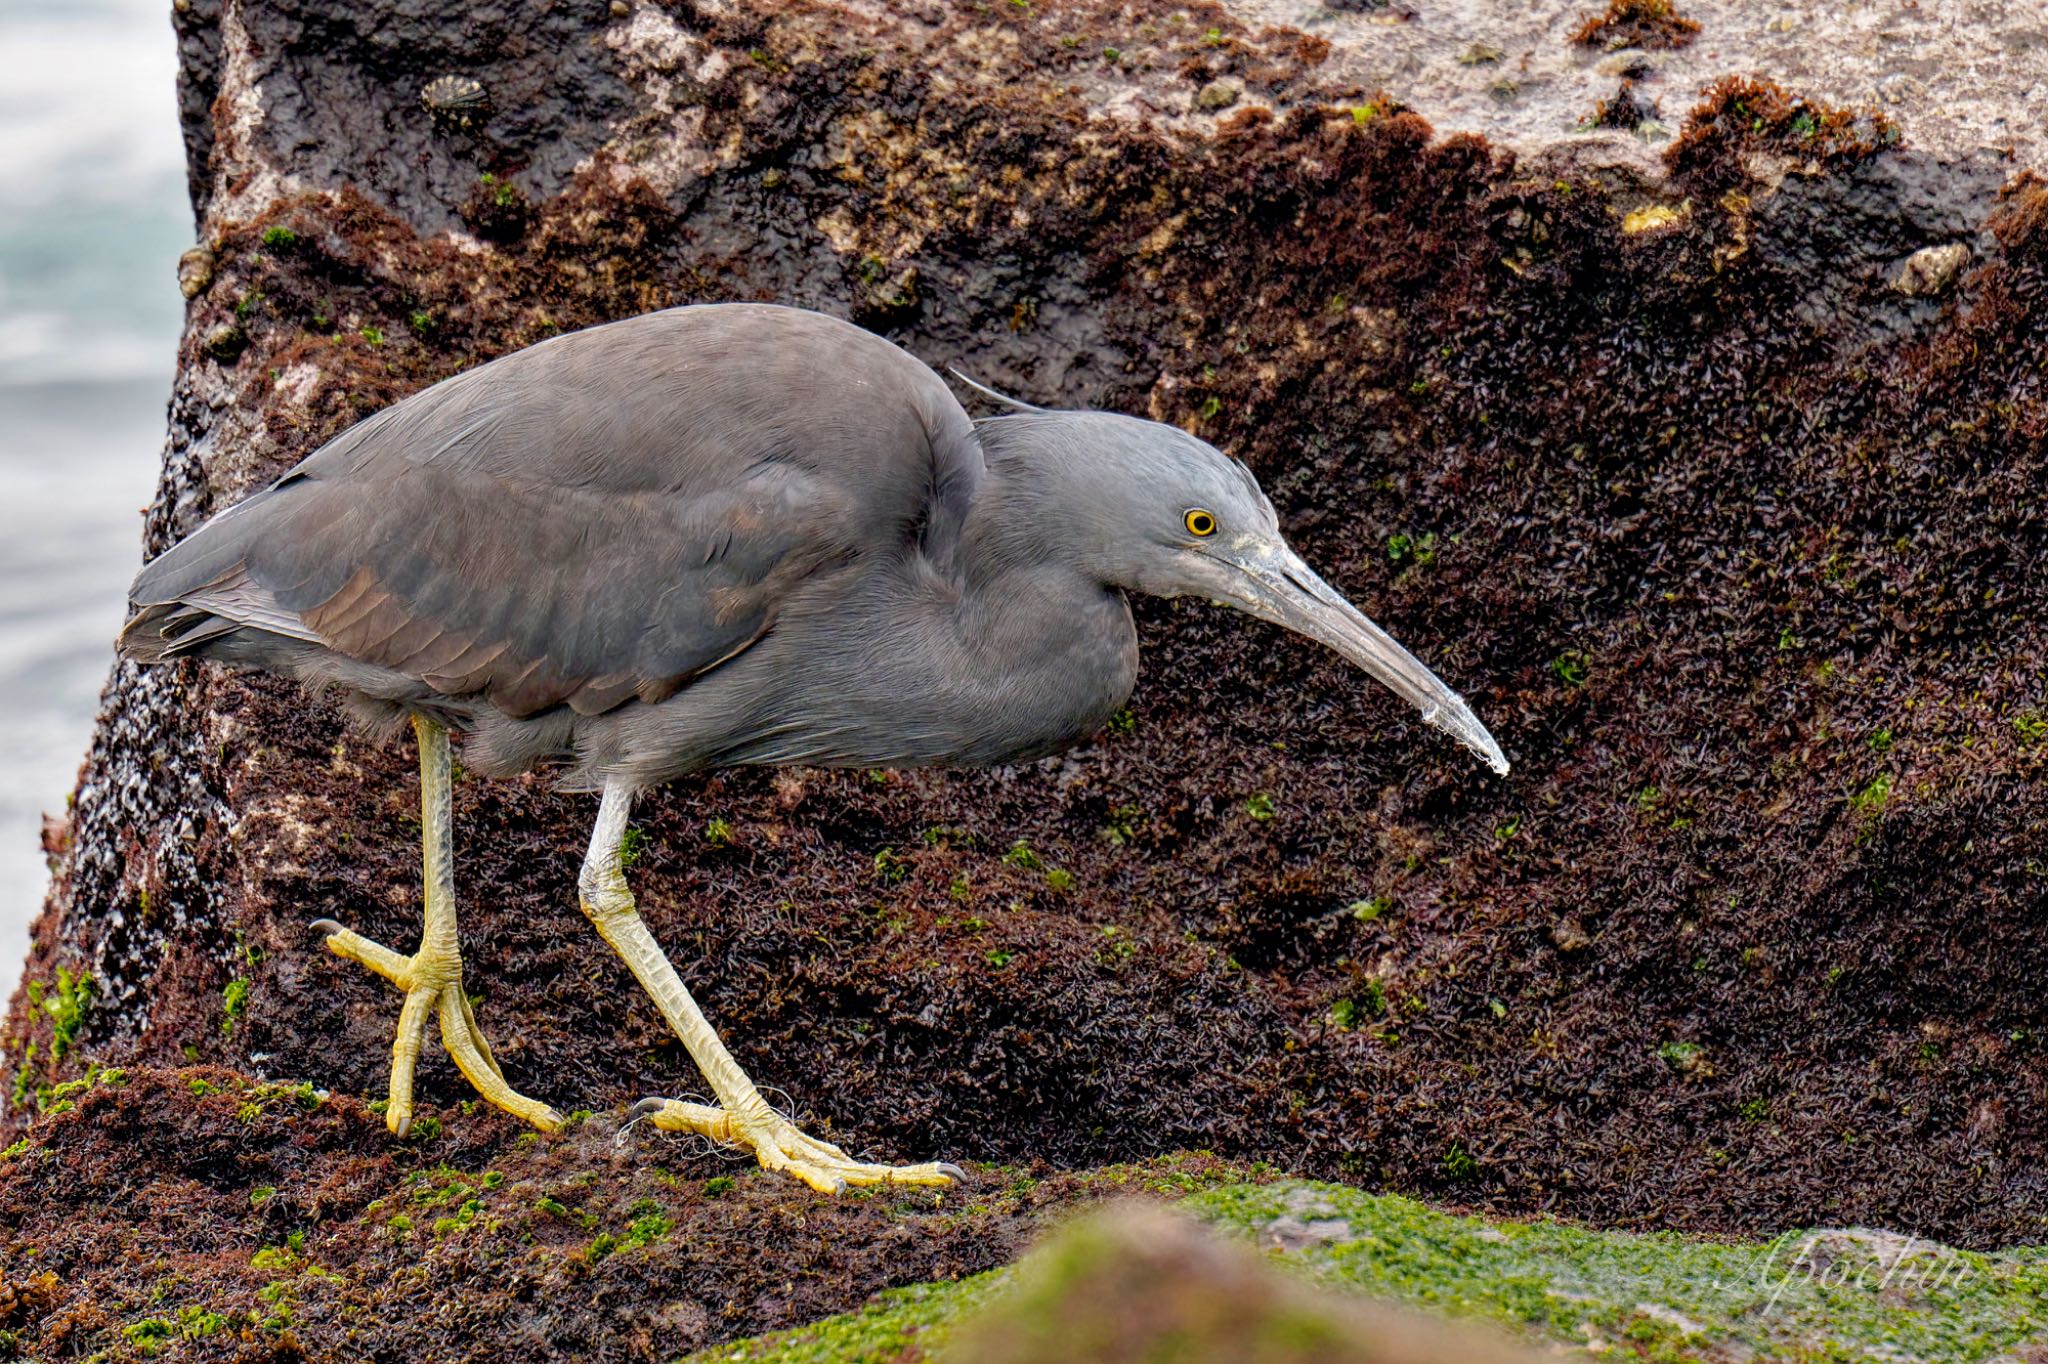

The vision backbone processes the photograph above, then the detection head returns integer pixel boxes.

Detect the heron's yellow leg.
[580,782,963,1195]
[312,715,561,1136]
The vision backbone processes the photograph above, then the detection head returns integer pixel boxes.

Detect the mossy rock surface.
[706,1181,2048,1364]
[0,1065,1262,1360]
[6,0,2048,1357]
[7,1074,2039,1362]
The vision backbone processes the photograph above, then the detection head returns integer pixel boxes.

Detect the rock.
[723,1177,2048,1362]
[175,245,213,299]
[1588,78,1660,131]
[1549,916,1592,952]
[943,1204,1546,1364]
[1571,0,1701,52]
[1890,241,1972,295]
[199,321,244,360]
[1195,77,1243,111]
[7,11,2048,1359]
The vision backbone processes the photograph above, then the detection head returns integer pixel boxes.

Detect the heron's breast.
[764,568,1137,769]
[951,586,1138,765]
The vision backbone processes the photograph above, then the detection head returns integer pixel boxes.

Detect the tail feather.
[118,602,244,663]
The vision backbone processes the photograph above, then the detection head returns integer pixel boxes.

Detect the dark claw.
[936,1162,968,1184]
[308,918,345,937]
[628,1096,670,1121]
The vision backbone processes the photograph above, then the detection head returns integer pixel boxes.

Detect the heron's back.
[122,304,987,732]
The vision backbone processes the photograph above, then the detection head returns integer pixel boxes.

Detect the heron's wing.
[124,304,986,717]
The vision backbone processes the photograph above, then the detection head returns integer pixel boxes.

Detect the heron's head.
[976,409,1508,776]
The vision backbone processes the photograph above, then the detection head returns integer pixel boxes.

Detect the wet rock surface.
[5,0,2047,1355]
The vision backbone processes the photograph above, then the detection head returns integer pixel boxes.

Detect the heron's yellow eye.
[1184,508,1217,537]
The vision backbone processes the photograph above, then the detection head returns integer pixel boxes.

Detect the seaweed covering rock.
[1570,0,1701,51]
[5,0,2048,1356]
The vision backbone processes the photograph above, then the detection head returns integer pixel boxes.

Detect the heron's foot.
[310,918,563,1137]
[629,1097,964,1196]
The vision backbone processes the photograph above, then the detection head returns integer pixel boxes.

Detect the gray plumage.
[123,302,1508,791]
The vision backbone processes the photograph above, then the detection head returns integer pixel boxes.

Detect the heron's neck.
[957,419,1125,593]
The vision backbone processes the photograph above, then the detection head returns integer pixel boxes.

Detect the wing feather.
[122,304,986,719]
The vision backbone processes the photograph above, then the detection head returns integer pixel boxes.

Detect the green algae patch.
[1187,1182,2048,1362]
[693,1179,2048,1364]
[688,1274,1012,1364]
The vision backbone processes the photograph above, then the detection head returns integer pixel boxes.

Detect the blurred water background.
[0,0,186,1002]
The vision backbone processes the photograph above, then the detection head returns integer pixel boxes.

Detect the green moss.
[36,1075,91,1114]
[24,967,93,1062]
[0,1137,31,1161]
[433,1199,482,1236]
[123,1303,230,1353]
[705,1176,736,1196]
[1001,840,1043,871]
[255,1079,324,1111]
[178,1305,229,1338]
[872,847,910,883]
[693,1178,2048,1364]
[1101,804,1143,846]
[221,976,250,1033]
[123,1317,176,1352]
[1244,792,1276,821]
[624,1209,670,1248]
[1095,925,1136,969]
[687,1273,1010,1363]
[1660,1040,1704,1072]
[1851,772,1893,818]
[478,172,520,207]
[261,225,298,248]
[249,1246,295,1273]
[1386,531,1437,565]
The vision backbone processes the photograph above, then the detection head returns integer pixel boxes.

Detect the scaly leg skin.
[312,715,563,1137]
[580,780,964,1195]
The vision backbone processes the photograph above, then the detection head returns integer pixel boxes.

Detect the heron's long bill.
[1210,542,1511,776]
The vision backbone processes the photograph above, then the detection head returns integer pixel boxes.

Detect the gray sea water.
[0,0,187,1002]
